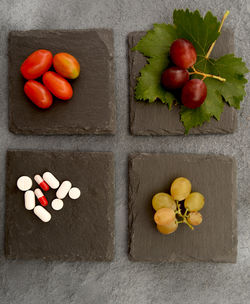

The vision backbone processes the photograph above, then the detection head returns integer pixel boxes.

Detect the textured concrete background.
[0,0,250,303]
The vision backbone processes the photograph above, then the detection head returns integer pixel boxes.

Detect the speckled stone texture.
[0,1,250,304]
[128,153,237,262]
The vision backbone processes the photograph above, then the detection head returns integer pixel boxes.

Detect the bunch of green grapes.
[152,177,205,235]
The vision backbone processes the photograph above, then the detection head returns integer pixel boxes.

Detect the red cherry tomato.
[42,71,73,100]
[21,49,53,80]
[24,80,53,109]
[53,53,80,79]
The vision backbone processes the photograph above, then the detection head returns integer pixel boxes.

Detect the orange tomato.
[24,80,53,109]
[42,71,73,100]
[21,50,53,80]
[53,53,80,79]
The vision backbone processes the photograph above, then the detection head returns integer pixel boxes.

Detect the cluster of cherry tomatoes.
[21,50,80,109]
[161,39,207,109]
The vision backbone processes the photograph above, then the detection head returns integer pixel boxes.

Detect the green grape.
[184,192,205,211]
[157,220,178,235]
[152,192,176,211]
[170,177,191,201]
[187,211,203,226]
[154,207,175,226]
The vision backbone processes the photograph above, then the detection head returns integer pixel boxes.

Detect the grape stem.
[190,66,226,82]
[183,218,194,230]
[188,11,229,83]
[205,11,230,59]
[175,201,194,230]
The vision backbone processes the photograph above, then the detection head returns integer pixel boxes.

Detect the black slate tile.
[128,29,237,135]
[128,153,237,262]
[5,150,115,261]
[9,30,115,135]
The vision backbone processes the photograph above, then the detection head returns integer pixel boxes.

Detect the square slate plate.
[128,153,237,262]
[9,30,115,135]
[128,29,237,135]
[5,150,114,261]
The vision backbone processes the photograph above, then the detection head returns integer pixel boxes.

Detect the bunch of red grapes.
[161,39,207,109]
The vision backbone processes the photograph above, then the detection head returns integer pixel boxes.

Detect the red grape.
[161,67,189,90]
[170,39,197,69]
[181,79,207,109]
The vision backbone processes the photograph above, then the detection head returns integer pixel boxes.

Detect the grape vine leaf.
[133,23,177,58]
[133,9,249,133]
[133,24,178,108]
[135,57,176,107]
[173,9,220,58]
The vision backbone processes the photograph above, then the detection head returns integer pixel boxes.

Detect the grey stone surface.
[128,153,237,262]
[128,29,237,135]
[0,0,250,304]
